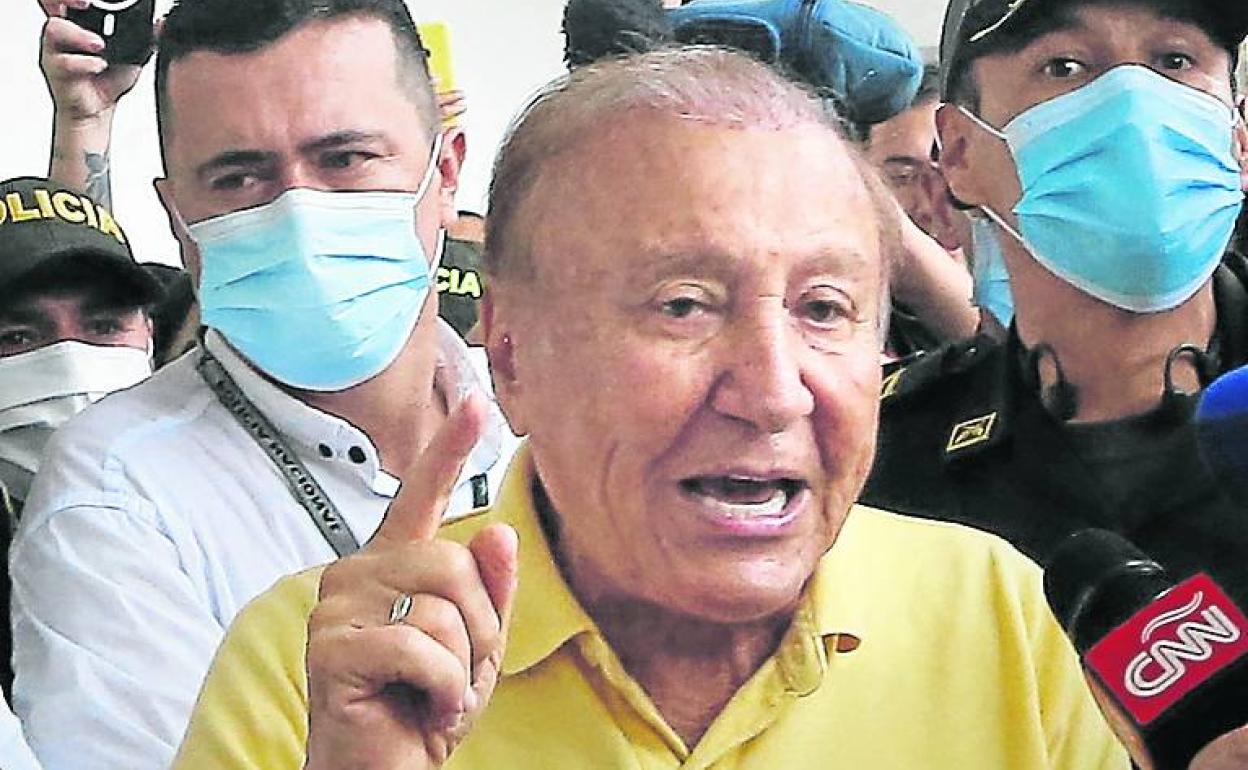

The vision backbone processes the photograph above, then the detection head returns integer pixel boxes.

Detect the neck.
[1005,241,1217,423]
[298,308,446,471]
[572,578,789,747]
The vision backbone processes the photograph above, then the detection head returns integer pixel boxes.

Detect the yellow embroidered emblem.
[946,413,998,453]
[880,369,903,401]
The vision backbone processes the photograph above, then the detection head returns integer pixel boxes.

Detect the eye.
[321,151,378,171]
[86,316,125,337]
[1041,57,1087,79]
[883,163,922,188]
[1156,52,1195,72]
[803,299,841,324]
[660,296,708,320]
[651,283,723,334]
[794,287,855,333]
[209,172,259,192]
[0,328,38,355]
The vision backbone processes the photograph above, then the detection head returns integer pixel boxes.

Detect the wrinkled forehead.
[521,116,885,287]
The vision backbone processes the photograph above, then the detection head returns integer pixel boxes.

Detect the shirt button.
[835,634,862,654]
[348,446,367,464]
[318,444,333,459]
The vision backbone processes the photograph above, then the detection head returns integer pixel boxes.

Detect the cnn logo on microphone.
[1087,574,1248,725]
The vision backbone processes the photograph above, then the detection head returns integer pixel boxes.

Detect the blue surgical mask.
[962,65,1244,313]
[970,216,1014,326]
[189,137,444,391]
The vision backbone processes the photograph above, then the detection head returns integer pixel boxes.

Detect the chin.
[667,568,811,625]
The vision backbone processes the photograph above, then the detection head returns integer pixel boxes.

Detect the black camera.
[68,0,156,66]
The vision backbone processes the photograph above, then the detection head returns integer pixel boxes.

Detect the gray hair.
[484,46,898,334]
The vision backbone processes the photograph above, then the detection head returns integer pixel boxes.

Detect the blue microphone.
[1195,364,1248,506]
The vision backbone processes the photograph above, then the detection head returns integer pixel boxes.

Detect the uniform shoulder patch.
[946,413,998,453]
[880,336,997,407]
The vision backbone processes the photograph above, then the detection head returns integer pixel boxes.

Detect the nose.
[709,304,815,433]
[277,164,321,195]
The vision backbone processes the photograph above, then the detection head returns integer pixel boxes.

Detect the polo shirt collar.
[770,506,873,694]
[496,446,869,679]
[495,447,597,676]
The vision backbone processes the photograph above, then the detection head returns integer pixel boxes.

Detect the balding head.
[485,46,898,293]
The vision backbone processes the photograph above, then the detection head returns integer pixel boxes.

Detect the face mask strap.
[978,204,1029,250]
[956,104,1008,142]
[414,132,446,204]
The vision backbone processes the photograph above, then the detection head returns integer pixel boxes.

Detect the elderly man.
[11,1,517,768]
[171,48,1125,770]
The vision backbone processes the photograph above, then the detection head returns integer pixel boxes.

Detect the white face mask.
[0,341,153,501]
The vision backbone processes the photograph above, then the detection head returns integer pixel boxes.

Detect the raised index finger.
[374,392,488,544]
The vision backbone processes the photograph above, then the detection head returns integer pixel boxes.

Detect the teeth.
[695,484,789,518]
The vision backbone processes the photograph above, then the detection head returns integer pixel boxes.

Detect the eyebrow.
[883,156,925,167]
[194,130,393,182]
[298,130,389,155]
[0,305,48,326]
[195,150,275,183]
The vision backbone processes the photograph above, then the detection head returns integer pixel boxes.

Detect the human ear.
[482,291,529,436]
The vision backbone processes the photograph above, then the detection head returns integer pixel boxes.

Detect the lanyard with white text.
[196,349,361,557]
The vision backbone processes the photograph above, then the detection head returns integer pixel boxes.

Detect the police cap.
[939,0,1248,98]
[0,176,162,304]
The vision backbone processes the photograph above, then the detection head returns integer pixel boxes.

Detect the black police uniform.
[861,255,1248,606]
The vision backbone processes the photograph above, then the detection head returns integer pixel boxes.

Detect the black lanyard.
[196,349,361,557]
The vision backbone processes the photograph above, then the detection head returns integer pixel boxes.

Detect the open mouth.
[679,476,806,519]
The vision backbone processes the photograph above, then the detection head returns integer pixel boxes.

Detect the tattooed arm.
[39,0,152,204]
[50,128,114,208]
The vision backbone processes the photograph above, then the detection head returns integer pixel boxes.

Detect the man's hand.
[886,196,979,343]
[437,90,467,124]
[40,0,147,125]
[39,0,156,202]
[304,395,520,770]
[1189,724,1248,770]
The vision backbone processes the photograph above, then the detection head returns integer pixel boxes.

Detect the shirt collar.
[204,321,509,495]
[205,330,396,494]
[492,445,597,676]
[493,445,868,678]
[769,507,871,696]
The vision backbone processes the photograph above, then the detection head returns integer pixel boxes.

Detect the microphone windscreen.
[1044,529,1168,650]
[1195,365,1248,507]
[1197,364,1248,422]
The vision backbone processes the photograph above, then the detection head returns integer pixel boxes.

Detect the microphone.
[1045,529,1248,770]
[1195,364,1248,508]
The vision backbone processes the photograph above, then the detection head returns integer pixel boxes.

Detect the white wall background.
[0,1,943,266]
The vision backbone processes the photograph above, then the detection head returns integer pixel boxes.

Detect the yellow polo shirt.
[173,447,1127,770]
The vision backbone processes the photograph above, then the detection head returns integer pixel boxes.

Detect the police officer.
[0,176,158,519]
[862,0,1248,597]
[0,176,158,700]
